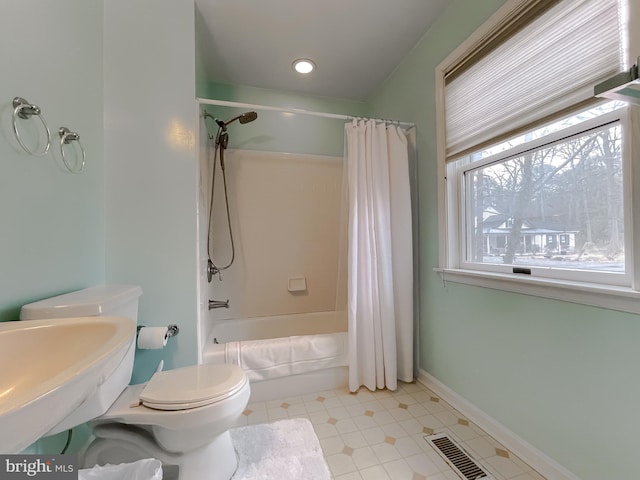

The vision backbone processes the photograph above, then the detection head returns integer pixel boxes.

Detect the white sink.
[0,316,136,453]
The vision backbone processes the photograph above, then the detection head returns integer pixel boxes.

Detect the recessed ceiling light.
[293,58,316,74]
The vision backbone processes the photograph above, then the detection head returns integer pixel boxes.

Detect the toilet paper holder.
[136,324,180,338]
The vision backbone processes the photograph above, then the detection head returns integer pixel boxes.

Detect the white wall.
[104,0,199,383]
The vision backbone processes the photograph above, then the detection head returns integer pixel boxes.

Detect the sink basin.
[0,316,136,453]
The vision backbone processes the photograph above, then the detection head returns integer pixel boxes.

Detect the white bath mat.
[230,418,331,480]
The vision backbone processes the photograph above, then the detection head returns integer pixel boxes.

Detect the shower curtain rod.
[197,97,415,128]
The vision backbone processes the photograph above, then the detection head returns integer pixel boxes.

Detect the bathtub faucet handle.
[208,299,230,310]
[207,259,223,282]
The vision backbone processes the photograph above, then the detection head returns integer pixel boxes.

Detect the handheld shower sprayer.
[216,111,257,144]
[203,109,258,282]
[204,110,258,131]
[203,110,258,151]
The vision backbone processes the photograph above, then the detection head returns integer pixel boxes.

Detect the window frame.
[435,1,640,314]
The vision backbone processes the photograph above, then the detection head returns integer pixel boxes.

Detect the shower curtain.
[345,118,413,392]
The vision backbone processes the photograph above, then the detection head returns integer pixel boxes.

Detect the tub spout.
[209,299,230,310]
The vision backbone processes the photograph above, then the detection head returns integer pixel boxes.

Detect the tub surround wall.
[206,149,345,321]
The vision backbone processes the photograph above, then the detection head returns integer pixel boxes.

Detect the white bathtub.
[202,311,348,401]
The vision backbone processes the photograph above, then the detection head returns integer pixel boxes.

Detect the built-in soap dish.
[287,276,307,293]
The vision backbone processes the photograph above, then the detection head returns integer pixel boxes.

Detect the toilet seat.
[140,364,248,411]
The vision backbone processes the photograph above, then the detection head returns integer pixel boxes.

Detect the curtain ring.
[58,127,86,174]
[11,97,51,157]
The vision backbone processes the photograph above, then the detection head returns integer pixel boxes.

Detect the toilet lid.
[140,364,248,411]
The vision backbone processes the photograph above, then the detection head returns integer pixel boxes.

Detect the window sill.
[434,268,640,315]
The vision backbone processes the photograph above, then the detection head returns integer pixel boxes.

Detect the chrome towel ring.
[58,127,85,174]
[12,97,51,157]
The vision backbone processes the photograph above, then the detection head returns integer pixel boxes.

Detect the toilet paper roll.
[137,326,169,349]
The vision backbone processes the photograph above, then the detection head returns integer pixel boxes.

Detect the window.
[436,0,640,313]
[458,103,628,285]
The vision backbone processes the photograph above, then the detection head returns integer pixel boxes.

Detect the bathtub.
[202,311,348,401]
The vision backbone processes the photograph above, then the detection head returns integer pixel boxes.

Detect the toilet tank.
[20,285,143,322]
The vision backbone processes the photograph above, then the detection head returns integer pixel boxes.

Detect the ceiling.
[195,0,451,101]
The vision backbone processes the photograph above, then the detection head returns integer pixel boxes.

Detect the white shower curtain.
[345,118,414,392]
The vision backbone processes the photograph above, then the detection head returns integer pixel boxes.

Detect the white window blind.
[445,0,625,160]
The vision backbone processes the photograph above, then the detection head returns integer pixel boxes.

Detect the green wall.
[104,0,198,385]
[368,1,640,479]
[0,1,105,322]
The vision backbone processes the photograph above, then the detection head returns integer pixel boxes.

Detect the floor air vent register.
[424,433,494,480]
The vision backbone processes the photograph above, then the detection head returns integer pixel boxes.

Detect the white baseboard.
[417,369,581,480]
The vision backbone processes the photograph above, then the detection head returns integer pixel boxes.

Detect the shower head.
[223,111,258,129]
[239,111,258,124]
[203,110,258,133]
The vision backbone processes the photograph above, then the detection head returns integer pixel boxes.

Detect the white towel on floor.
[224,332,348,381]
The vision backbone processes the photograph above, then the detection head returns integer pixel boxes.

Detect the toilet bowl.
[21,286,250,480]
[84,363,250,480]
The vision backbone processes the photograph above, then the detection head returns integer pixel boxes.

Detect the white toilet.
[21,285,250,480]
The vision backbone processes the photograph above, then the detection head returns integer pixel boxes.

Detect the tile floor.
[232,381,547,480]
